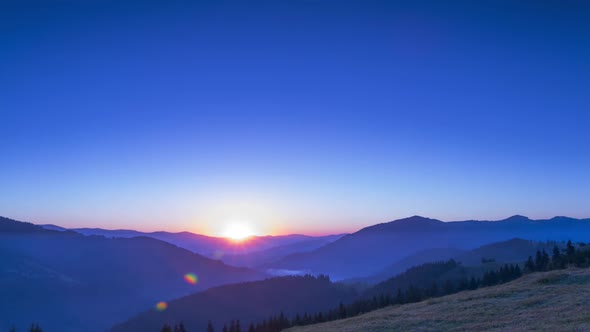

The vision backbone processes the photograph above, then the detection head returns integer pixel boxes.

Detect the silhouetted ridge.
[358,216,444,233]
[501,215,531,222]
[111,274,357,332]
[0,216,47,233]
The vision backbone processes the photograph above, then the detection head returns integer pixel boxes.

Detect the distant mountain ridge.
[347,238,556,285]
[40,224,345,266]
[267,215,590,280]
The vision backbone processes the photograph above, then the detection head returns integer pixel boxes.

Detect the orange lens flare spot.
[184,273,198,285]
[155,301,168,311]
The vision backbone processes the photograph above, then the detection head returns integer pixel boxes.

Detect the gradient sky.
[1,0,589,236]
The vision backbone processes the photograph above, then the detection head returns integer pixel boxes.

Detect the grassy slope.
[288,268,590,332]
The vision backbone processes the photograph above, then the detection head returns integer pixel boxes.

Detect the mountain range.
[265,215,590,280]
[3,214,590,332]
[0,216,265,332]
[41,224,344,269]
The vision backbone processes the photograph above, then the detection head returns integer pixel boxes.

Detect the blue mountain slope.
[268,216,590,280]
[0,216,265,332]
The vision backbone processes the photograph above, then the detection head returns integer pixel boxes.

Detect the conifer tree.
[567,240,576,262]
[443,279,454,294]
[207,320,215,332]
[174,322,186,332]
[338,302,347,319]
[29,324,43,332]
[469,276,478,290]
[525,255,535,272]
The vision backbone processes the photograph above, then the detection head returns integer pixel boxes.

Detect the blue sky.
[1,1,589,235]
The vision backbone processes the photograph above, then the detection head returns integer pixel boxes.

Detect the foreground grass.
[287,268,590,332]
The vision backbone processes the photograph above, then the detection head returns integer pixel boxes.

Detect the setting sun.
[222,222,256,241]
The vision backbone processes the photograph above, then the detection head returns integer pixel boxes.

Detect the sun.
[222,222,256,241]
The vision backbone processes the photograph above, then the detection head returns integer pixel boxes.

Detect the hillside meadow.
[288,268,590,332]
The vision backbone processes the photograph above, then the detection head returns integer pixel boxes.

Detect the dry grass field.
[288,268,590,332]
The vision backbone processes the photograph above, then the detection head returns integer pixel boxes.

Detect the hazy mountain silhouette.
[111,274,357,332]
[267,216,590,280]
[42,225,344,266]
[348,238,556,285]
[0,216,265,332]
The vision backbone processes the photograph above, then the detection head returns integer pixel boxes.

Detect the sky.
[1,0,589,236]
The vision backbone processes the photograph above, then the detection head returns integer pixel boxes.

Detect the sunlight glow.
[222,222,256,241]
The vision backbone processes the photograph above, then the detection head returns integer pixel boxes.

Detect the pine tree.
[567,240,576,262]
[222,324,228,332]
[161,324,172,332]
[207,320,215,332]
[443,279,454,294]
[338,302,347,319]
[395,288,404,304]
[552,245,564,269]
[535,250,543,271]
[429,282,439,296]
[247,323,255,332]
[542,250,550,270]
[525,255,535,272]
[173,322,186,332]
[292,313,301,326]
[469,276,478,290]
[458,278,469,291]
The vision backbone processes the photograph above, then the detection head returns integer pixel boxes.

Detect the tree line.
[6,323,42,332]
[161,240,590,332]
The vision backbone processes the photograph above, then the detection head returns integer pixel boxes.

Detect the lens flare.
[155,301,168,311]
[184,273,198,285]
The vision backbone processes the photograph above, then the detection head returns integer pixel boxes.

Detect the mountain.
[349,238,556,285]
[343,248,467,285]
[111,275,358,332]
[0,216,265,332]
[43,225,344,266]
[112,237,542,332]
[287,268,590,332]
[267,216,590,280]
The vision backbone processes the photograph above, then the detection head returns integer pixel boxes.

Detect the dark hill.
[111,275,358,332]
